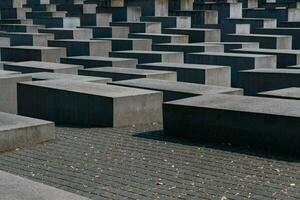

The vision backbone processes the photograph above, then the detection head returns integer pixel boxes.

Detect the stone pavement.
[0,123,299,200]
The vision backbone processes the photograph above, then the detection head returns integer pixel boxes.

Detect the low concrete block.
[0,170,92,200]
[79,67,177,81]
[28,72,111,83]
[0,46,66,63]
[17,80,163,127]
[0,112,55,152]
[109,50,184,64]
[48,39,111,57]
[110,78,243,101]
[238,68,300,95]
[0,74,32,114]
[4,61,82,74]
[137,62,230,86]
[61,56,138,68]
[163,94,300,155]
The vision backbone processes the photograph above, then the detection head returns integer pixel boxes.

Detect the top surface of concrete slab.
[65,56,136,62]
[83,67,175,75]
[28,72,110,82]
[235,48,300,54]
[140,62,229,69]
[259,87,300,99]
[22,80,159,98]
[0,170,90,200]
[0,70,20,76]
[0,112,52,131]
[113,50,182,55]
[166,94,300,117]
[7,61,82,69]
[3,46,64,50]
[112,78,241,95]
[190,52,274,58]
[241,69,300,74]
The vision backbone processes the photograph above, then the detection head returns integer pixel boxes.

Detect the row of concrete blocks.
[3,69,300,155]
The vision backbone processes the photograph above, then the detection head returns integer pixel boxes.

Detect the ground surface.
[0,124,299,200]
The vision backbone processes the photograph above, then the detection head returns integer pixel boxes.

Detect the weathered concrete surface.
[163,94,300,155]
[0,112,55,152]
[0,170,90,200]
[28,72,111,83]
[79,66,177,81]
[0,74,32,114]
[4,61,83,74]
[18,80,163,127]
[110,78,243,101]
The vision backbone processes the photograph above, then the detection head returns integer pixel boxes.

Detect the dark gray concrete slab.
[18,80,163,127]
[60,56,138,68]
[110,78,243,101]
[28,72,111,83]
[163,94,300,155]
[0,170,91,200]
[0,46,66,63]
[137,62,230,86]
[79,67,177,81]
[0,74,32,114]
[258,87,300,100]
[238,68,300,95]
[4,61,83,74]
[0,112,55,152]
[109,50,184,64]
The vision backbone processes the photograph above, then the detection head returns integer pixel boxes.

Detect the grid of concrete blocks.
[1,0,300,198]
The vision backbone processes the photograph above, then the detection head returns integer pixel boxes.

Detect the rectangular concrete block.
[137,62,231,86]
[186,52,276,86]
[109,50,184,64]
[110,78,243,102]
[0,170,93,200]
[238,68,300,95]
[79,66,177,81]
[0,46,66,63]
[38,28,92,39]
[60,56,138,68]
[48,39,111,57]
[258,87,300,100]
[0,74,32,114]
[163,94,300,155]
[4,61,82,74]
[28,72,111,83]
[17,80,163,127]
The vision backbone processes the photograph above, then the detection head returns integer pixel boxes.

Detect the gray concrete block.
[48,39,111,57]
[238,68,300,95]
[258,87,300,100]
[79,66,177,81]
[28,72,111,83]
[95,38,152,51]
[137,62,231,86]
[109,50,184,64]
[0,170,92,200]
[17,80,163,127]
[110,78,243,101]
[60,56,138,68]
[0,74,32,114]
[186,52,276,86]
[4,61,82,74]
[0,46,66,63]
[163,94,300,155]
[38,28,92,39]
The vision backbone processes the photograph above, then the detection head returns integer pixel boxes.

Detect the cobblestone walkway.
[0,124,299,199]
